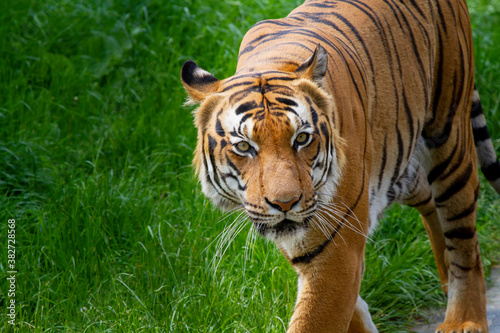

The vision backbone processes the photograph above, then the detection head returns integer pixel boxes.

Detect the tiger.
[181,0,500,332]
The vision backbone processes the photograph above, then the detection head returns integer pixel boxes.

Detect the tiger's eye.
[237,141,250,152]
[296,133,309,144]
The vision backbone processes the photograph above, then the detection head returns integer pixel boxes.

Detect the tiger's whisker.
[317,200,368,238]
[317,203,371,241]
[211,212,249,274]
[316,212,347,245]
[316,196,364,234]
[317,212,347,245]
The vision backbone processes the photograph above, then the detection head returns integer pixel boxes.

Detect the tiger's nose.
[266,196,301,212]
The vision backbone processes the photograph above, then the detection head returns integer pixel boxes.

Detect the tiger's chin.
[252,218,311,242]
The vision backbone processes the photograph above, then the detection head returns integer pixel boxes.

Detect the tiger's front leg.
[288,268,378,333]
[347,296,378,333]
[288,244,365,332]
[281,203,371,333]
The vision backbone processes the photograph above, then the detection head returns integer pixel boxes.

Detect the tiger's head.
[181,45,345,243]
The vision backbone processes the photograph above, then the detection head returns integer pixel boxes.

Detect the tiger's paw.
[435,321,488,333]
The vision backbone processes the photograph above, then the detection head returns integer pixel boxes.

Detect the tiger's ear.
[181,60,221,105]
[295,44,328,86]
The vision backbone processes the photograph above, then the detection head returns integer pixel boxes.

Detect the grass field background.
[1,0,499,331]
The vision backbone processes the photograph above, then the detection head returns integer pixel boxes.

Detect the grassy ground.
[0,0,499,332]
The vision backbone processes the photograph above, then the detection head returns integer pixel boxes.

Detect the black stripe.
[275,97,298,107]
[447,201,476,221]
[229,130,242,139]
[235,101,259,115]
[422,210,435,218]
[263,77,297,83]
[408,0,425,18]
[389,127,404,189]
[240,113,252,124]
[439,137,469,183]
[228,88,260,105]
[222,76,296,95]
[423,113,454,149]
[257,41,313,59]
[379,0,404,30]
[427,137,459,185]
[429,31,444,123]
[239,27,304,57]
[434,163,472,204]
[482,160,500,181]
[310,143,321,164]
[202,137,238,204]
[347,0,408,108]
[276,18,367,102]
[385,0,427,87]
[407,192,432,208]
[220,81,255,93]
[292,224,341,264]
[377,136,388,191]
[320,122,330,150]
[435,0,448,35]
[451,262,473,271]
[216,117,225,137]
[250,18,296,30]
[329,11,376,89]
[472,126,490,144]
[269,105,300,118]
[424,71,460,149]
[224,71,294,86]
[318,121,333,186]
[444,227,475,239]
[208,134,217,152]
[306,97,319,130]
[271,111,286,118]
[446,183,480,222]
[251,56,299,66]
[264,85,296,94]
[403,96,415,160]
[207,135,238,202]
[306,2,337,8]
[470,100,483,118]
[226,154,241,176]
[222,174,246,191]
[338,0,396,85]
[344,0,386,32]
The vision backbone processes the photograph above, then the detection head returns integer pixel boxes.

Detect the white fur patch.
[368,138,429,234]
[471,113,486,129]
[355,296,378,333]
[367,193,387,234]
[296,274,305,303]
[279,236,308,259]
[193,66,214,80]
[476,139,499,167]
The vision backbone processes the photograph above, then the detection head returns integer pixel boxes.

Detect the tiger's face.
[182,46,345,242]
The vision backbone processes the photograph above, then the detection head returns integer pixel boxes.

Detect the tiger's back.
[237,0,475,226]
[181,0,500,332]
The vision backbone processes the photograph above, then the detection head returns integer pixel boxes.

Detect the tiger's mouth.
[253,218,310,238]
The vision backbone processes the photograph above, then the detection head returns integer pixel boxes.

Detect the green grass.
[0,0,499,332]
